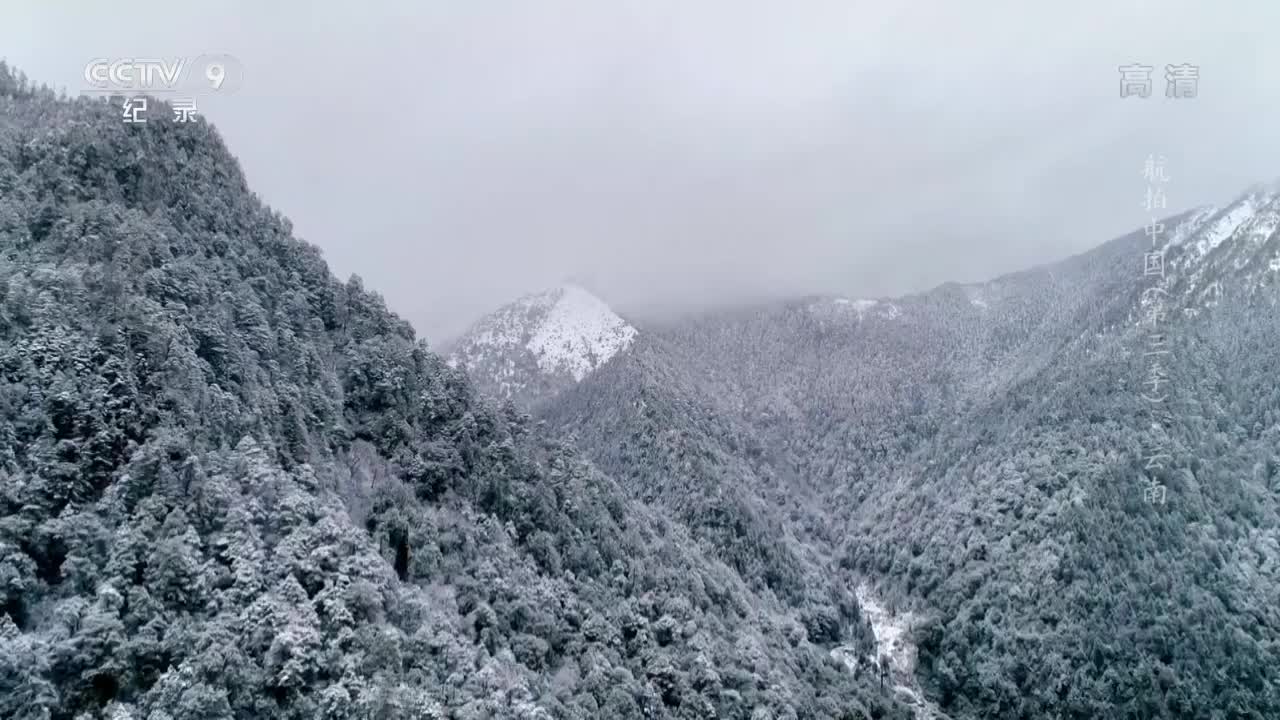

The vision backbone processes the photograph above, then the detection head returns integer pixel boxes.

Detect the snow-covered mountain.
[441,181,1280,718]
[1157,183,1280,307]
[526,182,1280,718]
[446,283,637,405]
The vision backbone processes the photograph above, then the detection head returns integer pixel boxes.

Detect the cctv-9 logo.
[81,54,245,96]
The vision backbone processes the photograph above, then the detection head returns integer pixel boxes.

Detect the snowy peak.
[525,284,637,381]
[448,284,637,403]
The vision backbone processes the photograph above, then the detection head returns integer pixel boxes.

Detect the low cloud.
[5,1,1279,341]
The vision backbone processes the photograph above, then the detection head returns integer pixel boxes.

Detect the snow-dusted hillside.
[1160,185,1280,306]
[447,284,637,404]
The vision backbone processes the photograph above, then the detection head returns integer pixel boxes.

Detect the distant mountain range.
[452,182,1280,406]
[453,183,1280,718]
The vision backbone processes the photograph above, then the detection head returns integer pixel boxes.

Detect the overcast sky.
[5,2,1279,343]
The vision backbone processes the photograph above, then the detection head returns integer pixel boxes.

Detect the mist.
[4,1,1279,343]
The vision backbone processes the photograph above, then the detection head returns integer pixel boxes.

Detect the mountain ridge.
[455,183,1279,412]
[459,183,1280,718]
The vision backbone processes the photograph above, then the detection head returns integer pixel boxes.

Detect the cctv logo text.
[84,58,187,92]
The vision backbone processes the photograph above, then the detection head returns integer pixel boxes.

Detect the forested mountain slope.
[846,287,1280,718]
[0,65,910,720]
[499,192,1280,717]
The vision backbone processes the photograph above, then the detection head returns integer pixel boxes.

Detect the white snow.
[830,584,945,719]
[855,583,918,678]
[961,285,989,309]
[819,297,894,321]
[814,295,896,320]
[1174,193,1280,298]
[1188,197,1258,262]
[1197,279,1223,307]
[449,284,636,395]
[841,299,897,320]
[524,285,636,381]
[1168,205,1217,247]
[1242,208,1279,248]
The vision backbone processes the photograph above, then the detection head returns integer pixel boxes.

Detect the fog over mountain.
[4,1,1280,341]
